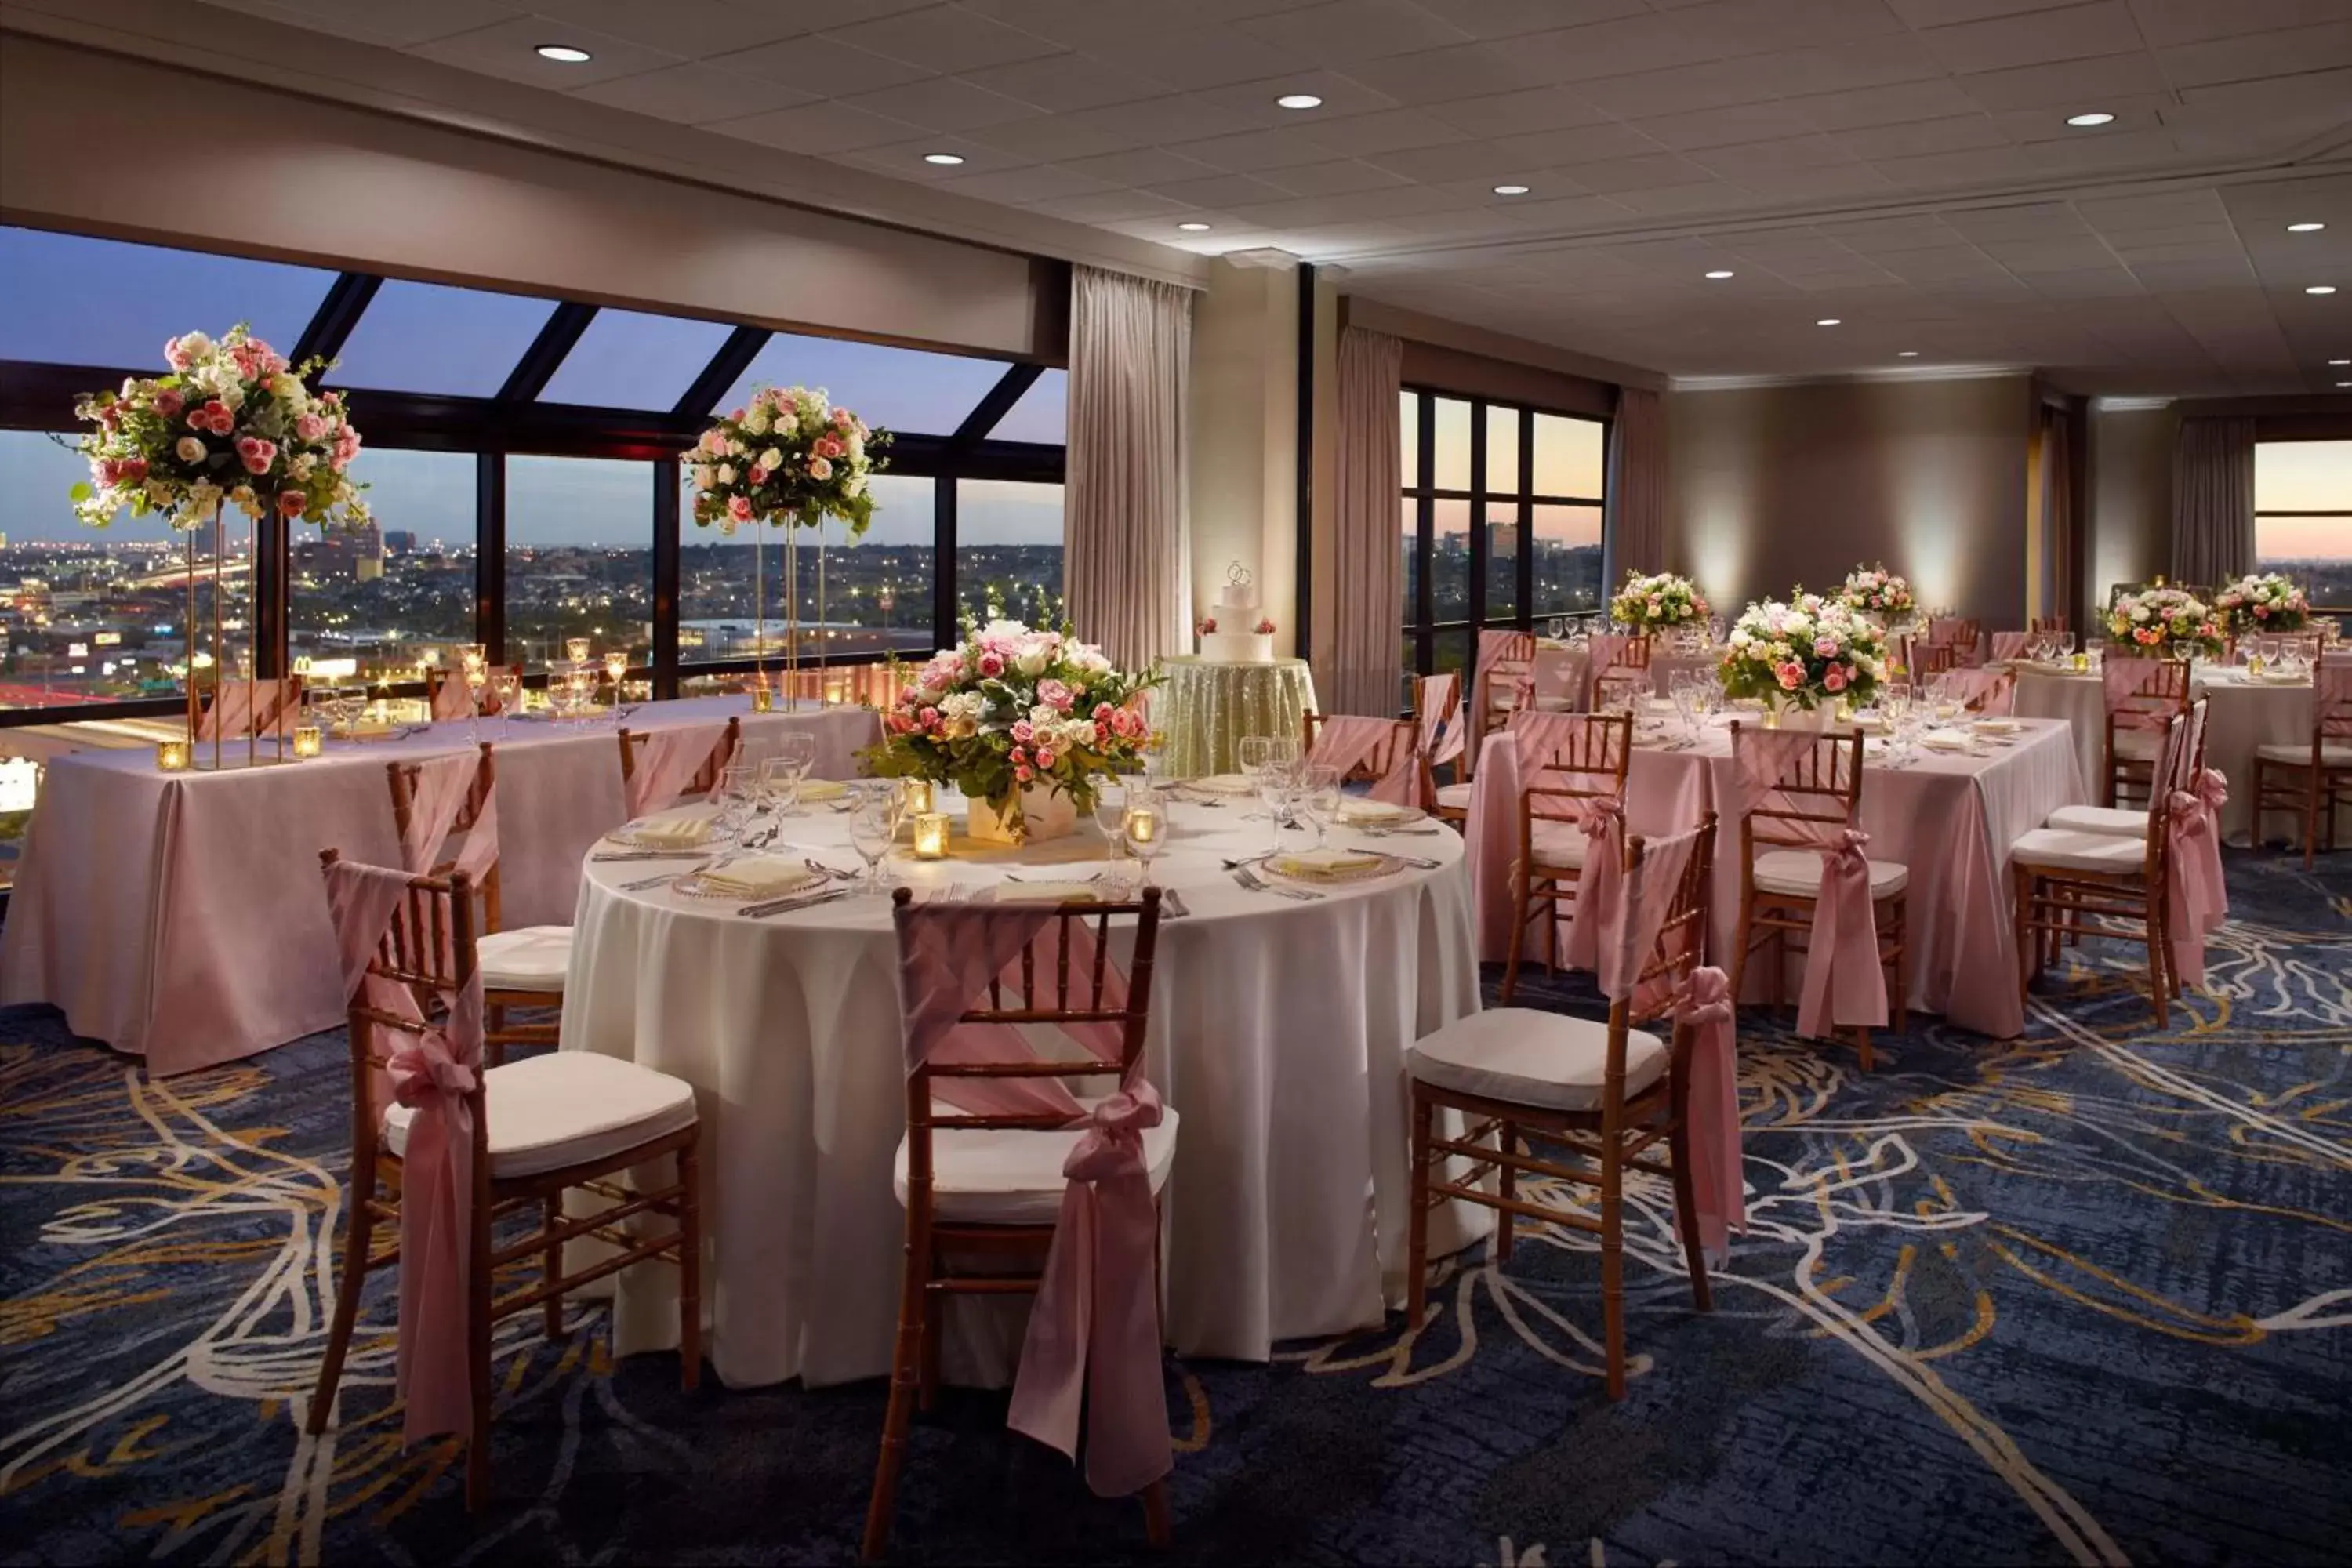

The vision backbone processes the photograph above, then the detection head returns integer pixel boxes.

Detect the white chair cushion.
[1434,782,1474,811]
[2045,804,2151,838]
[893,1105,1181,1225]
[2009,827,2149,876]
[478,925,572,993]
[1530,695,1579,713]
[1526,821,1590,869]
[2256,742,2352,767]
[384,1050,697,1179]
[1751,848,1908,899]
[1407,1007,1666,1113]
[2111,728,2161,761]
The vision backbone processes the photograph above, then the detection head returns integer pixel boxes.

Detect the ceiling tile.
[2128,0,2352,47]
[1423,86,1613,138]
[1165,126,1352,172]
[1692,133,1863,178]
[1633,100,1828,151]
[1024,187,1196,223]
[820,5,1062,72]
[2157,20,2352,89]
[1748,31,1947,96]
[201,0,522,47]
[1790,77,1984,130]
[1509,14,1720,81]
[706,98,927,153]
[1289,106,1474,155]
[524,0,804,55]
[406,16,685,84]
[1486,123,1675,167]
[1078,27,1321,89]
[716,34,935,93]
[1574,57,1793,118]
[1663,0,1908,58]
[1144,172,1299,208]
[932,162,1120,202]
[1233,1,1472,62]
[956,52,1170,111]
[1334,42,1556,103]
[1053,146,1226,186]
[568,62,818,122]
[1261,158,1416,196]
[1403,0,1652,40]
[961,111,1141,160]
[1955,49,2169,111]
[1566,152,1722,193]
[1919,1,2143,74]
[1879,0,2061,24]
[1830,112,2011,159]
[1064,94,1270,146]
[837,75,1044,131]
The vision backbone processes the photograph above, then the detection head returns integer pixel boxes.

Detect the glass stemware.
[1297,763,1341,850]
[1120,788,1167,880]
[713,760,757,841]
[848,793,896,888]
[1094,779,1130,857]
[770,732,818,812]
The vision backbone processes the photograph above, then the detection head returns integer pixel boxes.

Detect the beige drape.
[1604,386,1666,581]
[1065,265,1193,669]
[2170,416,2256,589]
[1330,327,1403,716]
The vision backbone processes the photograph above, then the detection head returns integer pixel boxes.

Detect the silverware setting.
[739,887,851,919]
[1159,887,1191,920]
[1353,845,1439,869]
[592,848,711,862]
[1232,863,1322,901]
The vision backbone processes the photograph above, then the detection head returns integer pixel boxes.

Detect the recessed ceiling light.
[1704,269,1735,279]
[1493,183,1531,196]
[2331,358,2350,365]
[1276,93,1323,110]
[2065,111,2115,127]
[535,44,593,62]
[2339,380,2352,387]
[923,152,965,165]
[1897,350,1919,358]
[2308,285,2339,295]
[1816,318,1842,326]
[2287,222,2327,233]
[1176,221,1212,232]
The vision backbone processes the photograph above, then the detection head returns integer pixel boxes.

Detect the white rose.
[726,437,746,457]
[216,380,245,411]
[744,406,771,436]
[1014,644,1053,677]
[717,463,736,485]
[693,464,716,488]
[175,436,206,463]
[847,470,867,497]
[269,372,307,410]
[1029,704,1058,728]
[760,448,783,472]
[2129,606,2149,622]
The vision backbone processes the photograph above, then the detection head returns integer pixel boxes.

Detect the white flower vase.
[967,786,1079,846]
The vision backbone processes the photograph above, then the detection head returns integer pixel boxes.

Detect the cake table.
[1159,655,1319,779]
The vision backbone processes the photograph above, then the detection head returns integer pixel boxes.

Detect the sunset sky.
[2256,441,2352,561]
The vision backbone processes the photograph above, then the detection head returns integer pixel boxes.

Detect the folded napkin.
[1272,847,1385,877]
[1189,774,1258,796]
[796,779,850,802]
[699,855,817,898]
[1970,718,2020,735]
[989,880,1099,904]
[1339,800,1417,824]
[1919,729,1973,752]
[627,812,713,848]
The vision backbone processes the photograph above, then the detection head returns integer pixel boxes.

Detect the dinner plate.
[1265,849,1402,884]
[1337,801,1425,826]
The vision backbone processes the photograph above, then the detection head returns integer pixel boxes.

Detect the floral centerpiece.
[1608,570,1709,632]
[2104,586,2226,659]
[1836,563,1915,622]
[685,383,887,535]
[69,324,368,533]
[2211,572,2310,635]
[862,615,1156,844]
[1719,591,1889,716]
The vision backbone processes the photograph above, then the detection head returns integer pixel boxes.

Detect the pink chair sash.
[2102,658,2180,727]
[1733,729,1888,1039]
[1309,715,1418,805]
[1947,667,2015,716]
[892,903,1169,1499]
[1585,635,1646,709]
[624,724,730,818]
[1421,672,1465,768]
[400,752,499,883]
[1679,967,1743,1257]
[1559,796,1627,977]
[1470,630,1530,728]
[2163,788,2222,989]
[430,673,476,723]
[196,681,252,743]
[324,858,485,1447]
[1990,631,2030,662]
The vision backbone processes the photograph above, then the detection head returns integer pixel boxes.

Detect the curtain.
[1065,265,1193,670]
[1603,386,1666,583]
[2169,416,2256,590]
[2037,406,2076,625]
[1330,327,1403,716]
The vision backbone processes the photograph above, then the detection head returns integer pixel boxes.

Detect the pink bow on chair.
[1795,827,1889,1041]
[1560,796,1627,973]
[1678,966,1744,1258]
[2164,788,2224,989]
[1007,1082,1173,1500]
[430,673,476,723]
[2193,768,2230,926]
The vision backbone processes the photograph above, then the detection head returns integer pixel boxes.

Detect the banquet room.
[1,0,2348,1563]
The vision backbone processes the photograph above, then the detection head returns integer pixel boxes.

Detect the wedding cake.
[1198,563,1275,663]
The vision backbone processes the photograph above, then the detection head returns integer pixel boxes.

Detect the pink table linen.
[1526,645,1722,710]
[1467,717,2084,1038]
[0,695,879,1076]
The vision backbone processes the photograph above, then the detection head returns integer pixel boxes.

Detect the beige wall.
[0,34,1056,361]
[1665,376,2034,625]
[2088,403,2176,604]
[1188,260,1301,652]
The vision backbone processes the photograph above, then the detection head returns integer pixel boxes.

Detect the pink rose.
[164,336,194,370]
[198,401,234,434]
[1011,720,1035,744]
[886,713,913,735]
[2254,604,2269,618]
[699,430,726,456]
[834,409,855,430]
[1015,764,1035,783]
[1094,702,1115,724]
[727,495,754,522]
[1777,662,1805,691]
[808,456,833,481]
[120,457,147,484]
[1038,678,1072,710]
[152,387,184,416]
[815,435,844,459]
[296,412,327,442]
[978,652,1004,678]
[920,706,940,726]
[1813,637,1839,658]
[277,489,307,517]
[1034,747,1055,768]
[1010,747,1028,767]
[748,466,768,487]
[1824,668,1848,692]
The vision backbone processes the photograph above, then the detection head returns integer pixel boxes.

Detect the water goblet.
[1094,779,1131,857]
[848,794,896,888]
[771,732,818,812]
[713,761,757,842]
[1297,763,1341,850]
[1120,788,1167,880]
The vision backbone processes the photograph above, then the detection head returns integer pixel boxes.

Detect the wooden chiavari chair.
[1468,630,1538,778]
[1414,671,1470,822]
[2031,615,2068,633]
[1501,711,1633,1004]
[1586,633,1653,712]
[1726,724,1910,1070]
[1302,711,1420,798]
[617,715,742,810]
[307,852,702,1512]
[2010,713,2193,1025]
[2251,656,2352,868]
[1405,818,1720,1400]
[2101,656,2190,810]
[423,665,480,722]
[1929,616,1984,666]
[1901,634,1958,693]
[865,887,1174,1560]
[387,743,571,1064]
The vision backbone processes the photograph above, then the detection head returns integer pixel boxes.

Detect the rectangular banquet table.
[1466,714,2085,1039]
[0,695,879,1075]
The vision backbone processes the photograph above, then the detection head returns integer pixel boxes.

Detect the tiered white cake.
[1199,564,1273,663]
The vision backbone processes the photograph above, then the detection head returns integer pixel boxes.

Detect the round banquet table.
[1526,643,1725,710]
[2009,662,2318,841]
[1156,655,1319,779]
[558,789,1483,1390]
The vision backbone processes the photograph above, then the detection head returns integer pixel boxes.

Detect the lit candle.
[156,737,191,772]
[292,724,323,760]
[751,677,775,714]
[566,637,592,664]
[604,652,628,686]
[823,677,847,706]
[903,779,934,815]
[912,811,950,858]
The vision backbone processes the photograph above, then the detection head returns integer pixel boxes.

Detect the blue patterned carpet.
[2,851,2347,1566]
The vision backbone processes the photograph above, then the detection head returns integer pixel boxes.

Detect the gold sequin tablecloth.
[1159,655,1319,779]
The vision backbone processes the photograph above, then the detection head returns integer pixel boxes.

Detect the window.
[679,474,937,670]
[1399,389,1608,709]
[715,332,1007,434]
[0,227,337,370]
[331,281,558,397]
[290,448,476,685]
[2255,440,2352,611]
[540,309,734,409]
[505,456,654,670]
[989,368,1067,443]
[956,480,1065,628]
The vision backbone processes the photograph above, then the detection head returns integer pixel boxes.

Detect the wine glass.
[713,760,757,841]
[1120,788,1167,880]
[1296,763,1341,850]
[604,651,630,717]
[848,793,896,888]
[490,670,522,735]
[771,731,818,812]
[1094,778,1130,858]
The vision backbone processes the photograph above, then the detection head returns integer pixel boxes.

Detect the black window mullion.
[476,452,506,666]
[1467,397,1488,630]
[652,459,680,699]
[949,362,1042,448]
[497,303,597,403]
[1415,392,1435,658]
[1517,405,1535,630]
[935,477,960,653]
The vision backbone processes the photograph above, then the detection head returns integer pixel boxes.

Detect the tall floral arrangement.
[69,325,368,532]
[686,384,887,534]
[862,615,1156,833]
[2105,586,2225,658]
[1608,570,1708,632]
[1836,563,1915,621]
[1720,591,1889,710]
[2211,572,2310,635]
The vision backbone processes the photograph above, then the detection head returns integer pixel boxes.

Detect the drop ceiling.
[13,0,2352,395]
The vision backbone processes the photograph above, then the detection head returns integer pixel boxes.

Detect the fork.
[1234,863,1321,901]
[1352,845,1440,869]
[739,887,850,919]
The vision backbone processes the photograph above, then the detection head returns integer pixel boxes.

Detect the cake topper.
[1225,561,1254,590]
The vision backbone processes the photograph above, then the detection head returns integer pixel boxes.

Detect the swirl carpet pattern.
[2,850,2345,1566]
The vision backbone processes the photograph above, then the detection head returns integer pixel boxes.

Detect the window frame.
[2252,436,2352,616]
[0,230,1067,727]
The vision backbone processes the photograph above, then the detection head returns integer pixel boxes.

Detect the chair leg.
[1664,1115,1711,1313]
[1853,1026,1874,1073]
[1501,868,1526,1004]
[1728,917,1751,1017]
[677,1134,702,1392]
[861,1232,929,1562]
[919,1283,942,1414]
[307,1189,373,1436]
[464,1228,494,1513]
[1406,1093,1433,1328]
[2306,770,2321,871]
[542,1196,564,1339]
[2147,909,2169,1030]
[2013,866,2037,999]
[1494,1120,1515,1265]
[485,1003,507,1069]
[1142,1478,1172,1548]
[1599,1181,1627,1402]
[1889,895,1909,1035]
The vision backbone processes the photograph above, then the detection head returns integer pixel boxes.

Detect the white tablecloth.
[1527,644,1722,709]
[2009,663,2316,840]
[559,792,1484,1387]
[0,695,879,1073]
